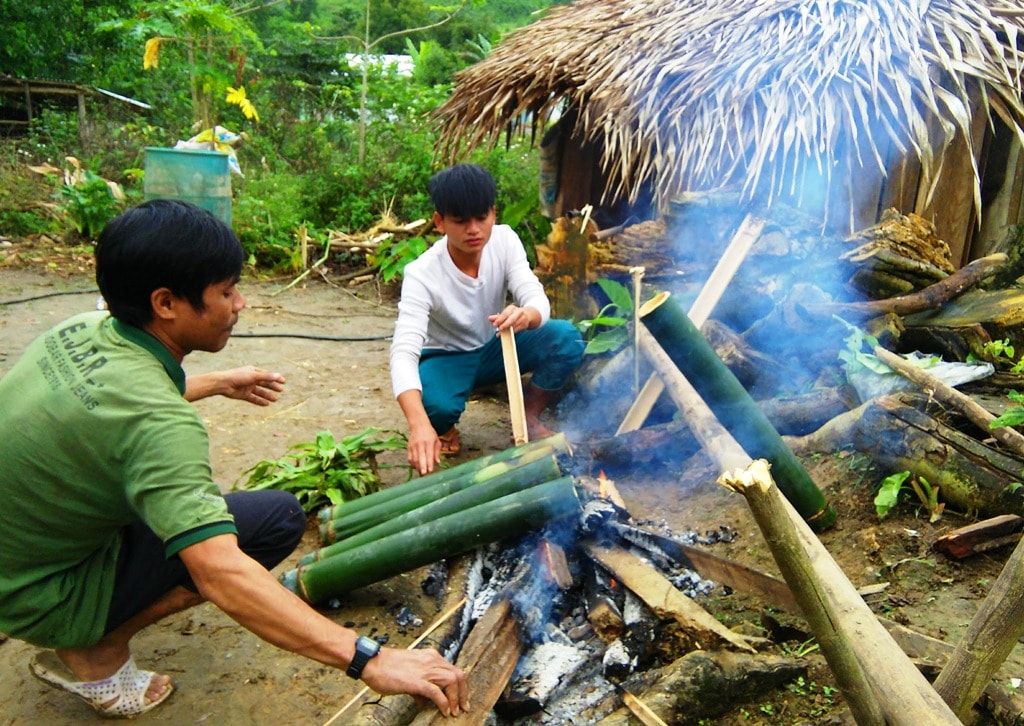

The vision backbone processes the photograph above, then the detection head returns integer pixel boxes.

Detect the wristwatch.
[345,635,381,679]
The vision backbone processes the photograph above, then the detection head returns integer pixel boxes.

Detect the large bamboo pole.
[640,292,835,530]
[718,460,961,725]
[283,476,581,604]
[932,533,1024,719]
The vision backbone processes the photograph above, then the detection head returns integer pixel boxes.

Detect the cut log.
[718,459,960,725]
[584,540,759,653]
[934,515,1024,559]
[411,599,521,726]
[756,386,857,437]
[899,285,1024,362]
[592,650,806,725]
[580,419,700,472]
[790,392,1024,517]
[584,559,624,643]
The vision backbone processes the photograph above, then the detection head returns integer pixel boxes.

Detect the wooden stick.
[500,328,528,445]
[629,266,645,394]
[322,597,467,726]
[718,460,960,725]
[809,252,1006,318]
[932,533,1024,719]
[620,688,669,726]
[616,215,765,434]
[873,345,1024,458]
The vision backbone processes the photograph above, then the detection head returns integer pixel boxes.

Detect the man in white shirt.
[390,164,584,475]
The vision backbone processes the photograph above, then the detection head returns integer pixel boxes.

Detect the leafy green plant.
[576,278,634,355]
[970,337,1024,373]
[874,470,910,519]
[57,170,124,239]
[369,235,429,283]
[874,470,944,521]
[990,389,1024,430]
[235,428,409,513]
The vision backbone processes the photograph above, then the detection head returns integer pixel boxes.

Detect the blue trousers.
[419,319,584,434]
[104,490,305,634]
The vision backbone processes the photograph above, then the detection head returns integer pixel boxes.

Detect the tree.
[310,0,466,164]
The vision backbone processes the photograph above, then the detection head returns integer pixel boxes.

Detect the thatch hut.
[434,0,1024,267]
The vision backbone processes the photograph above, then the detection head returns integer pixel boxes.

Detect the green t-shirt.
[0,311,237,648]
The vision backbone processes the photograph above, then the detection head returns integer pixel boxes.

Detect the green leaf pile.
[236,428,409,513]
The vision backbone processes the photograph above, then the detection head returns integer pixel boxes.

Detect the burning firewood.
[584,541,760,653]
[409,600,521,726]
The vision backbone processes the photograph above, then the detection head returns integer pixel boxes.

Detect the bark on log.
[718,459,961,725]
[933,515,1024,559]
[593,651,806,725]
[807,252,1006,319]
[756,386,857,437]
[933,534,1024,720]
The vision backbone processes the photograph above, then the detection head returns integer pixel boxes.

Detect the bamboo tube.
[316,432,569,523]
[302,453,562,566]
[719,460,960,725]
[284,476,582,604]
[641,292,835,530]
[321,444,563,544]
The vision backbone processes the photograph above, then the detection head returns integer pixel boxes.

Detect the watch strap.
[345,636,380,679]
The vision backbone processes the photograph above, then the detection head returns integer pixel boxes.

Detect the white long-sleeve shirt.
[389,224,550,397]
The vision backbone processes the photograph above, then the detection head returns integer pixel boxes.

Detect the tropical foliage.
[0,0,561,271]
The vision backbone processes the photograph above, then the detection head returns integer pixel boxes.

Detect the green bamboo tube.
[303,453,563,565]
[282,476,581,604]
[641,292,836,531]
[320,446,564,544]
[316,432,569,523]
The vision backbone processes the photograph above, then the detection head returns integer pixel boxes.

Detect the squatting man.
[0,199,468,719]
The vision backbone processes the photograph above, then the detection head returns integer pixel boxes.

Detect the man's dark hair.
[428,163,497,218]
[95,199,245,327]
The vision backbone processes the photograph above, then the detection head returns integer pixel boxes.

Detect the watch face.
[359,636,381,656]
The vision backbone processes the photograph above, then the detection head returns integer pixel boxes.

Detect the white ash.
[511,654,616,725]
[602,638,635,673]
[509,639,594,704]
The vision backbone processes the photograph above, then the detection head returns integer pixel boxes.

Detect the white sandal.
[30,650,174,719]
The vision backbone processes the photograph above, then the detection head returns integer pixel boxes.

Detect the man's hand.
[185,366,285,404]
[489,305,540,334]
[397,390,441,475]
[361,648,469,717]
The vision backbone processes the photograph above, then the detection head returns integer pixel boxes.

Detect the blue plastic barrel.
[143,147,232,225]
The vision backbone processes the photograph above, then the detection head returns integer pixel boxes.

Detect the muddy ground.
[1,256,1024,725]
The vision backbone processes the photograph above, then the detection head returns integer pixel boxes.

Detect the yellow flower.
[225,86,260,122]
[143,38,161,70]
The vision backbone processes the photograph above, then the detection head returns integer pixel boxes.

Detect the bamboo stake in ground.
[873,345,1024,458]
[932,532,1024,719]
[718,460,961,726]
[501,328,528,445]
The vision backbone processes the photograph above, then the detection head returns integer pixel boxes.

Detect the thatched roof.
[434,0,1024,219]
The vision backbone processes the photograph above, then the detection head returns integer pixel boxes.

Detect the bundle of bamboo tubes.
[280,434,582,605]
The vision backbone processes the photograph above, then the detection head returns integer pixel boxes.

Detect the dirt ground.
[2,258,1024,725]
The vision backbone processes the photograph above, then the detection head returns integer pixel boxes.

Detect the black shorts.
[104,490,305,633]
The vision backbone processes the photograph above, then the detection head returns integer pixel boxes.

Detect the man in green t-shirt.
[0,200,468,719]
